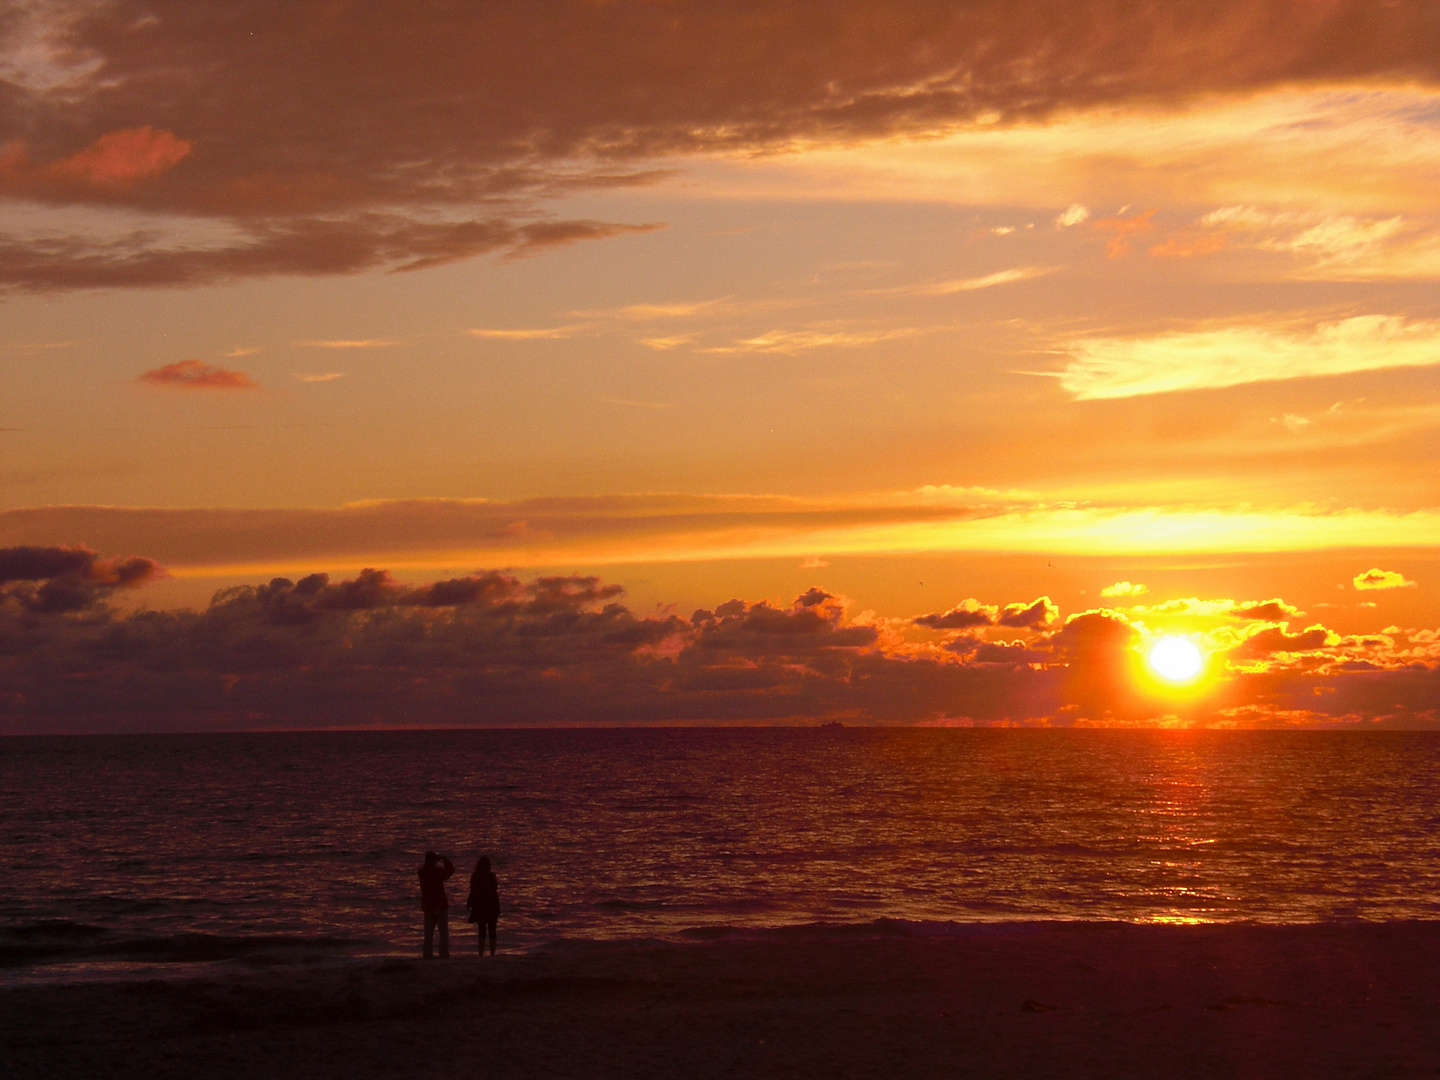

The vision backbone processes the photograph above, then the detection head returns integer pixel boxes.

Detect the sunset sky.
[1,1,1437,730]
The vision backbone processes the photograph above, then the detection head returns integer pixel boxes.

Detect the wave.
[0,920,374,969]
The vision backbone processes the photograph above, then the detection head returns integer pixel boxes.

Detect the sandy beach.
[5,921,1440,1079]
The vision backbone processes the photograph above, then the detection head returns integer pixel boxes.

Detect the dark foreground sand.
[5,922,1440,1079]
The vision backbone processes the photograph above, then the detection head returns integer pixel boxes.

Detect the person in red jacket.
[417,850,454,958]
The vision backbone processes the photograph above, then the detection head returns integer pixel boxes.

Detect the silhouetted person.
[466,855,500,955]
[417,850,454,958]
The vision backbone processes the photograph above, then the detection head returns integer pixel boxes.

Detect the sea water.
[2,729,1439,981]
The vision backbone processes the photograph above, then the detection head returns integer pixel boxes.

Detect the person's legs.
[437,909,450,958]
[423,911,437,958]
[486,917,497,955]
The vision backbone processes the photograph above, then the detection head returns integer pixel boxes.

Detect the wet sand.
[5,922,1440,1079]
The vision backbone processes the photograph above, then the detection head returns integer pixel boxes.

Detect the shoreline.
[6,921,1440,1078]
[5,913,1434,987]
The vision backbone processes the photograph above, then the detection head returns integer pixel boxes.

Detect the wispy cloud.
[865,266,1058,296]
[1198,206,1440,278]
[6,5,1440,292]
[467,326,587,340]
[138,360,258,391]
[295,339,401,348]
[572,299,730,321]
[1056,315,1440,400]
[5,497,1440,576]
[1092,209,1156,258]
[706,325,927,354]
[293,372,344,383]
[636,335,697,350]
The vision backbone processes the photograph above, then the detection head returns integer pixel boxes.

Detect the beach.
[6,921,1440,1079]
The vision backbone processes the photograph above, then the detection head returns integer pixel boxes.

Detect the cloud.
[1228,599,1303,622]
[467,326,587,340]
[505,219,665,260]
[0,494,1015,573]
[0,544,162,614]
[1198,206,1440,279]
[1148,231,1226,259]
[1056,315,1440,400]
[5,497,1440,574]
[998,596,1059,629]
[139,359,257,390]
[696,84,1440,223]
[867,266,1058,296]
[293,372,343,382]
[707,326,926,354]
[1055,204,1089,227]
[0,126,191,192]
[1231,623,1335,658]
[1100,581,1147,598]
[1092,209,1156,258]
[7,1,1440,290]
[914,600,997,630]
[295,339,400,349]
[637,335,696,350]
[1354,568,1418,591]
[1,552,1435,731]
[573,300,730,321]
[0,212,660,292]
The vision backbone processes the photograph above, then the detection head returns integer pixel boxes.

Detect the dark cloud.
[1228,599,1303,622]
[914,600,996,629]
[2,548,1435,732]
[0,215,660,291]
[139,359,257,389]
[3,1,1438,289]
[1043,609,1144,720]
[0,544,162,614]
[1231,623,1334,659]
[998,596,1059,629]
[0,554,1037,728]
[942,635,1048,666]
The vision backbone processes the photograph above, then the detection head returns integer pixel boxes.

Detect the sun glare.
[1147,636,1204,683]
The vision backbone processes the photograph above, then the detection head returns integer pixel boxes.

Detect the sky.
[1,0,1437,731]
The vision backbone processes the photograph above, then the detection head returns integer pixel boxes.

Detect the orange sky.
[0,1,1437,730]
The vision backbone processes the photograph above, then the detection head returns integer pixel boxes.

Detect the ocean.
[2,729,1439,984]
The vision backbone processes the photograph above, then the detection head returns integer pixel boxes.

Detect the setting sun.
[1147,636,1205,683]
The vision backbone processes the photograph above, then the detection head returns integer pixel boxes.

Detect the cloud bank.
[1,546,1435,733]
[4,496,1440,574]
[4,1,1440,290]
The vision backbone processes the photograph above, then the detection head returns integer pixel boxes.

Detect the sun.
[1146,636,1205,683]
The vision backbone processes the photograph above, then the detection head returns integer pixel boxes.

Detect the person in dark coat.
[465,855,500,955]
[417,850,454,958]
